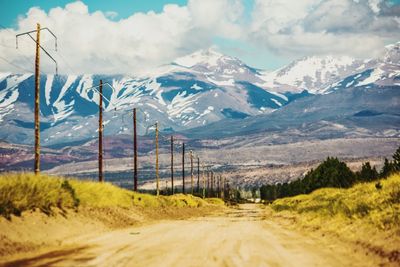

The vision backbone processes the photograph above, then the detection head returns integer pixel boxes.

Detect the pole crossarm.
[16,27,58,49]
[16,26,58,75]
[83,82,116,108]
[145,122,158,135]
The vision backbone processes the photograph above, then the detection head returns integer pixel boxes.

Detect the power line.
[0,24,35,71]
[0,55,31,73]
[55,50,76,74]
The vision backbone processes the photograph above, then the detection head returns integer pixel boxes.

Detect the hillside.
[268,173,400,263]
[0,173,223,257]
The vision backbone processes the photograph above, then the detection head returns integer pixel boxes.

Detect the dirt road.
[2,204,379,267]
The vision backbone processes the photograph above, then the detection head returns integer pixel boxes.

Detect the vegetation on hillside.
[260,146,400,202]
[271,173,400,226]
[0,173,224,219]
[270,173,400,257]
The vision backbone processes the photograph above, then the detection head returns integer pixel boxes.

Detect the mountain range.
[0,42,399,147]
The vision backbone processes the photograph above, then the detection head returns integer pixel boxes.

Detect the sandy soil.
[0,204,385,267]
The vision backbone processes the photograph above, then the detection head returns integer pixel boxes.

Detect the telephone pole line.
[16,23,57,175]
[133,108,138,191]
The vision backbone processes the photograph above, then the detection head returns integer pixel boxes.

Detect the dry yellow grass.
[0,172,223,218]
[270,173,400,255]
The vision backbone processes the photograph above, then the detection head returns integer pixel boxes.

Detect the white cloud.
[0,0,398,75]
[249,0,400,58]
[0,0,244,75]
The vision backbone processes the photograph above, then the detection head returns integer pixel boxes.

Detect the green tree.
[393,146,400,171]
[357,162,378,182]
[380,158,394,178]
[306,157,355,191]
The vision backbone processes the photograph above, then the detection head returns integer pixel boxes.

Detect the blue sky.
[0,0,189,27]
[0,0,399,74]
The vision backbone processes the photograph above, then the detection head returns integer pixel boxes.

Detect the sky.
[0,0,399,75]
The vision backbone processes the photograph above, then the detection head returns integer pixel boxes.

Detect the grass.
[271,173,400,228]
[270,173,400,253]
[0,172,223,219]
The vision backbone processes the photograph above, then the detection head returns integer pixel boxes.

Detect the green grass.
[0,173,222,219]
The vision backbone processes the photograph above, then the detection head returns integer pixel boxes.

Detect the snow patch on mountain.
[174,48,223,68]
[257,55,370,94]
[45,74,54,106]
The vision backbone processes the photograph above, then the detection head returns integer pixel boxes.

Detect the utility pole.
[155,122,159,196]
[222,176,225,200]
[133,108,138,191]
[33,24,40,175]
[207,169,210,197]
[170,135,174,195]
[211,171,214,197]
[98,80,103,182]
[217,175,220,198]
[197,157,200,193]
[16,23,57,175]
[202,163,206,199]
[182,142,185,194]
[190,150,194,195]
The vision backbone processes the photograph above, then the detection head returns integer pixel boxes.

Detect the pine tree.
[393,146,400,171]
[359,162,378,182]
[380,158,394,178]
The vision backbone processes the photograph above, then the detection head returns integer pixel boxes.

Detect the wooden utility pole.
[202,164,206,199]
[34,23,40,174]
[133,108,138,191]
[222,176,225,199]
[98,80,103,182]
[190,150,194,195]
[211,171,214,197]
[207,170,210,197]
[16,23,57,175]
[217,175,220,198]
[170,135,174,195]
[182,143,185,194]
[197,157,200,193]
[155,122,159,196]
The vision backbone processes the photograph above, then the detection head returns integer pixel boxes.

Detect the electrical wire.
[0,55,31,73]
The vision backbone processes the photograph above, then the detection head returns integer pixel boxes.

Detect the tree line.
[260,146,400,202]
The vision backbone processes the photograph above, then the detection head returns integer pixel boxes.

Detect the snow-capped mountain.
[324,42,400,92]
[257,55,374,94]
[0,43,399,146]
[0,49,303,145]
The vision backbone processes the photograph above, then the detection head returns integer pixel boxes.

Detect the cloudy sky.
[0,0,399,75]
